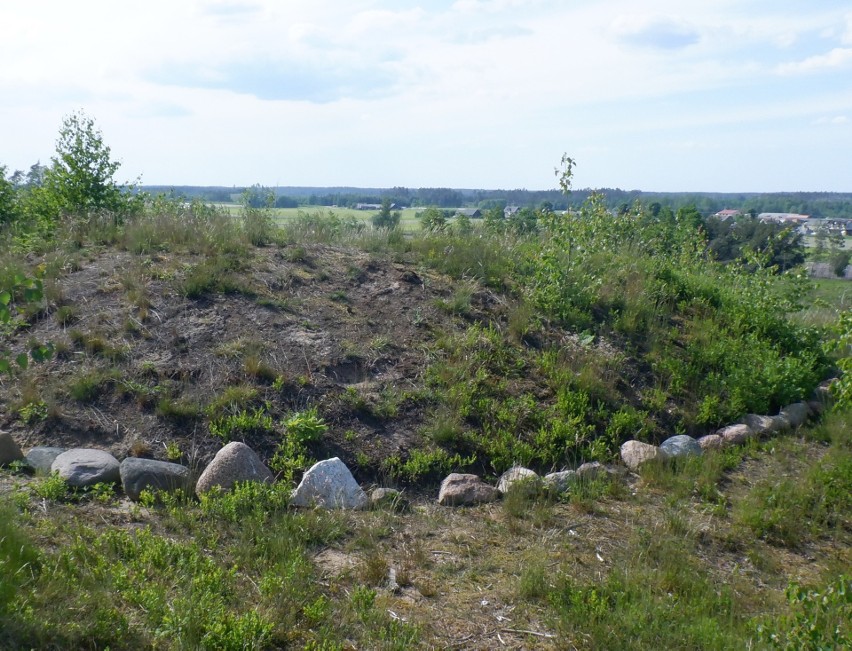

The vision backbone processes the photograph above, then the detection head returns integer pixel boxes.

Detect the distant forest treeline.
[142,185,852,219]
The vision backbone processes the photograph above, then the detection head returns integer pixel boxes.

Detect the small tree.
[418,207,447,232]
[41,111,137,221]
[0,166,19,225]
[371,198,400,229]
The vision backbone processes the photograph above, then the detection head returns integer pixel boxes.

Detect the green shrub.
[756,576,851,650]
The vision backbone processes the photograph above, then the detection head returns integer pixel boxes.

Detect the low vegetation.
[1,116,850,648]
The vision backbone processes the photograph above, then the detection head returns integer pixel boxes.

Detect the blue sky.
[1,0,851,191]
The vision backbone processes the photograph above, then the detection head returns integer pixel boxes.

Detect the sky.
[1,0,851,192]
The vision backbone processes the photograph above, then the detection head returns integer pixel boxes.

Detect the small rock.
[740,414,778,436]
[51,449,121,488]
[120,457,191,501]
[370,487,410,512]
[543,470,576,493]
[25,446,66,474]
[771,414,791,432]
[697,434,724,450]
[659,435,702,458]
[620,441,666,471]
[291,457,368,509]
[437,473,499,506]
[813,380,836,405]
[717,424,754,446]
[496,466,539,494]
[195,442,273,495]
[0,432,24,466]
[780,402,810,428]
[806,400,825,417]
[575,461,604,480]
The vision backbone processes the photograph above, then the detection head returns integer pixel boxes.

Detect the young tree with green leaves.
[30,111,140,225]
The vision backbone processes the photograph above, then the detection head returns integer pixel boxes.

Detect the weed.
[54,304,77,326]
[243,355,278,383]
[34,473,69,501]
[156,397,203,422]
[164,441,182,461]
[68,369,116,402]
[210,406,276,441]
[17,399,48,424]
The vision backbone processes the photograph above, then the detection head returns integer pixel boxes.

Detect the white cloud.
[610,15,700,49]
[776,47,852,75]
[2,1,852,190]
[813,115,849,125]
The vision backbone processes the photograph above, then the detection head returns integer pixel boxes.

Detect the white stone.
[697,434,724,450]
[620,440,666,471]
[496,466,539,494]
[717,424,755,446]
[291,457,368,509]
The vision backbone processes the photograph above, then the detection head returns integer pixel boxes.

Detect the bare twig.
[501,627,555,639]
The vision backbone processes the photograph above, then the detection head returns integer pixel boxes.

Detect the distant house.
[714,209,741,220]
[355,203,400,211]
[757,212,810,224]
[504,205,520,218]
[456,208,481,218]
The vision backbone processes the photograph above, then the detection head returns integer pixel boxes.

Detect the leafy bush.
[757,576,851,650]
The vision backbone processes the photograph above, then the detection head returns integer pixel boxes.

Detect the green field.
[215,204,429,232]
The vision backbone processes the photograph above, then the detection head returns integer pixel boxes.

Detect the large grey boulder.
[195,442,273,495]
[780,402,810,428]
[717,424,755,446]
[25,446,66,474]
[740,414,778,436]
[51,449,120,488]
[291,457,368,509]
[659,435,702,458]
[496,466,539,494]
[543,470,576,493]
[438,473,499,506]
[0,432,25,466]
[120,457,191,501]
[620,440,666,471]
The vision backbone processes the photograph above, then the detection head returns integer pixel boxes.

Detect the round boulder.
[195,442,273,495]
[780,402,810,428]
[0,431,24,466]
[717,424,755,446]
[370,487,410,512]
[438,473,499,506]
[543,470,576,493]
[25,447,66,474]
[120,457,191,501]
[291,457,368,510]
[739,414,777,436]
[620,440,666,471]
[496,466,540,494]
[51,449,121,488]
[696,434,724,451]
[659,435,702,458]
[575,461,605,480]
